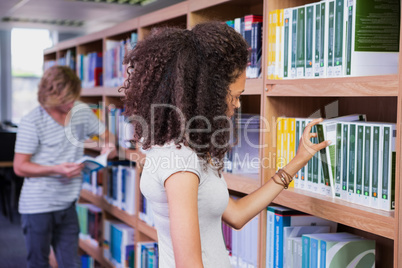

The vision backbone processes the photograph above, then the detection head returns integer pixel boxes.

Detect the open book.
[76,151,111,173]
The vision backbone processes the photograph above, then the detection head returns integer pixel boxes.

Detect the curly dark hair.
[120,21,249,170]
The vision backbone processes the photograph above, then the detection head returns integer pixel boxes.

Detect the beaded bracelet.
[271,169,293,189]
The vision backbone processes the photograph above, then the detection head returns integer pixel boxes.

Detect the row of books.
[301,232,375,268]
[82,169,103,196]
[267,0,399,80]
[80,254,101,268]
[136,241,159,268]
[76,203,103,246]
[104,163,137,215]
[77,52,103,88]
[266,205,338,268]
[226,15,263,79]
[58,49,76,71]
[104,32,138,87]
[104,219,135,268]
[224,113,261,175]
[276,115,396,211]
[106,107,135,149]
[222,215,259,267]
[139,194,155,227]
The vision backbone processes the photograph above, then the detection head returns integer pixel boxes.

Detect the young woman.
[120,22,329,267]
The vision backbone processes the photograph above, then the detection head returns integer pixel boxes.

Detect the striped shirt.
[15,101,105,214]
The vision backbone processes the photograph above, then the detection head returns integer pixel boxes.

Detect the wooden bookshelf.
[44,0,402,266]
[224,172,260,194]
[265,75,399,97]
[102,198,137,229]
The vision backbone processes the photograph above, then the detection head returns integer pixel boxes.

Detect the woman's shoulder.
[145,142,198,159]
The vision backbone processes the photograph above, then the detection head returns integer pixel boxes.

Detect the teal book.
[302,232,358,268]
[320,235,375,268]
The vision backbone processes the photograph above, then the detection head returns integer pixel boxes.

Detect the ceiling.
[0,0,184,36]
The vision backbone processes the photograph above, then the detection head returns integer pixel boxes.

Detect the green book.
[355,124,364,203]
[291,8,298,78]
[296,6,305,78]
[312,125,320,193]
[283,8,292,79]
[371,126,381,208]
[347,123,357,203]
[345,0,399,76]
[333,0,345,77]
[326,0,335,77]
[305,3,315,78]
[363,125,372,204]
[380,124,396,211]
[341,123,349,200]
[334,123,343,198]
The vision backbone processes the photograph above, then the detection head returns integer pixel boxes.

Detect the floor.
[0,207,27,268]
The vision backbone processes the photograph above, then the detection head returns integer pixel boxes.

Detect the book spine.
[291,8,298,78]
[289,118,296,187]
[334,123,343,198]
[312,125,320,193]
[346,0,354,75]
[327,0,335,77]
[305,4,315,78]
[333,0,345,77]
[283,9,292,79]
[310,238,319,268]
[341,123,349,200]
[294,119,301,188]
[380,124,396,210]
[301,236,310,268]
[371,126,381,208]
[347,123,357,203]
[316,124,331,195]
[300,120,306,189]
[363,125,372,205]
[355,124,365,204]
[314,3,321,77]
[296,6,305,78]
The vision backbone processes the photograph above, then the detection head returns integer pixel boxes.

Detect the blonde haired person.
[13,66,116,267]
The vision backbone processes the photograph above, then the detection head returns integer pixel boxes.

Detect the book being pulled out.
[76,150,111,173]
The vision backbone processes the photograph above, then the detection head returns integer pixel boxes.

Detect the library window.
[11,28,53,124]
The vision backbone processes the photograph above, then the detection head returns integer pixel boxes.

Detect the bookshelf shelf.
[103,86,124,97]
[138,220,158,241]
[273,188,395,240]
[81,87,105,97]
[79,239,111,267]
[102,198,137,229]
[80,189,103,208]
[265,75,399,97]
[224,172,260,194]
[244,78,264,95]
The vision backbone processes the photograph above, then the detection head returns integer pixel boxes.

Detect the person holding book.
[120,21,330,267]
[13,65,116,267]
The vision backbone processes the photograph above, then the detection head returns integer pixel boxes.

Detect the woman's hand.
[295,118,331,167]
